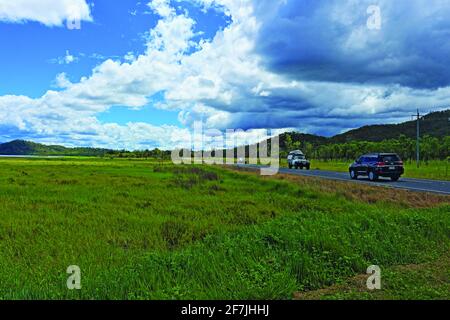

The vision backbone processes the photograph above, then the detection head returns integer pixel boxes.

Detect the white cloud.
[148,0,175,18]
[0,0,92,27]
[124,52,136,62]
[0,1,197,149]
[54,73,72,89]
[254,0,450,89]
[162,0,450,132]
[49,50,79,65]
[0,0,449,150]
[64,50,76,64]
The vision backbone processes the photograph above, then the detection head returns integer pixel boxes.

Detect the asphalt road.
[237,164,450,196]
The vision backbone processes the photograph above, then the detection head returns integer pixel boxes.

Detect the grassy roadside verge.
[121,204,449,300]
[294,253,450,300]
[0,158,448,299]
[299,160,450,181]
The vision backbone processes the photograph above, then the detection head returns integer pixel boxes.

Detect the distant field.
[281,159,450,181]
[0,158,448,299]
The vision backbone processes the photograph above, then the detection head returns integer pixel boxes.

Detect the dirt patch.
[293,254,450,300]
[293,274,368,300]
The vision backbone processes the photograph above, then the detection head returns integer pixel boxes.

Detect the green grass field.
[281,159,450,181]
[0,158,448,299]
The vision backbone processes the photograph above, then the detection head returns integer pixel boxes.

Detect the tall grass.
[0,158,448,299]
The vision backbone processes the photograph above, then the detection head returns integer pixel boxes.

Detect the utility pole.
[411,109,422,168]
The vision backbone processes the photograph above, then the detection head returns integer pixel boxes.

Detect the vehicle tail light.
[376,162,385,167]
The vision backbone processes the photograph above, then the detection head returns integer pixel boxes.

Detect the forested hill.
[0,110,448,157]
[0,140,112,156]
[277,109,449,147]
[330,109,449,143]
[276,110,449,161]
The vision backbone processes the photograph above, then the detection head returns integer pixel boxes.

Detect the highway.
[237,165,450,195]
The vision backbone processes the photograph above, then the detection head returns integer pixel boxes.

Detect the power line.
[411,109,422,168]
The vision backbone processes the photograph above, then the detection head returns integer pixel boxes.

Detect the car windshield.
[294,155,305,159]
[380,155,400,162]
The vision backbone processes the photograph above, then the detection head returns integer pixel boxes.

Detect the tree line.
[102,134,449,163]
[284,134,450,162]
[104,148,172,160]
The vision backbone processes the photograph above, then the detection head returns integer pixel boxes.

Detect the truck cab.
[287,150,311,170]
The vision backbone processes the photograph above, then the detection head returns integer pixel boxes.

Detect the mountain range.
[0,110,448,156]
[277,109,449,150]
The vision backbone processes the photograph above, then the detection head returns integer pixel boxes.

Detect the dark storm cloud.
[255,0,450,89]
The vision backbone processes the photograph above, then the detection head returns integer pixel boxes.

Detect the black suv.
[349,153,404,181]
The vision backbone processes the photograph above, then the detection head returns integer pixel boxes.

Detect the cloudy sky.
[0,0,449,150]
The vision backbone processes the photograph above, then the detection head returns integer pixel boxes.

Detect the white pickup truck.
[287,150,311,170]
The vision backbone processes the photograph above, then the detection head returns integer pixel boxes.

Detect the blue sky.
[0,0,228,128]
[0,0,449,150]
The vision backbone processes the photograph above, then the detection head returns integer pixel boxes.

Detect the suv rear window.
[380,154,400,162]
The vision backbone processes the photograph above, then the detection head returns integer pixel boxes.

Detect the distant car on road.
[349,153,404,181]
[287,150,311,170]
